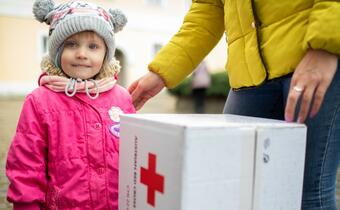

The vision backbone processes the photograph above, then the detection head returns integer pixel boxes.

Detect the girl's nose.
[76,47,88,59]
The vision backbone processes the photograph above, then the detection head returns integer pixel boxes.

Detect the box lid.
[121,114,305,129]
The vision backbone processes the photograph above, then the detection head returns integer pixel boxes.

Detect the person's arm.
[302,0,340,56]
[129,0,224,109]
[285,1,340,123]
[149,0,224,88]
[6,94,48,209]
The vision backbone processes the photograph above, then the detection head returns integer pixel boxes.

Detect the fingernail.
[310,110,316,118]
[285,116,293,122]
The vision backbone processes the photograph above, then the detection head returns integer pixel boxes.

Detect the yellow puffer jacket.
[148,0,340,89]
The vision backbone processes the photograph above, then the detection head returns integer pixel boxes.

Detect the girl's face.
[61,31,106,80]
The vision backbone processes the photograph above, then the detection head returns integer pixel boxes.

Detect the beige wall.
[0,16,43,83]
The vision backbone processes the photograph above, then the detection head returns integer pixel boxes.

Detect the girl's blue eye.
[89,43,98,49]
[64,41,77,48]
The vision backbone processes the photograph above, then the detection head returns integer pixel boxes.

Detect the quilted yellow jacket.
[148,0,340,89]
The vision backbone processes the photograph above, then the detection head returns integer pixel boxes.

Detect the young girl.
[6,1,135,209]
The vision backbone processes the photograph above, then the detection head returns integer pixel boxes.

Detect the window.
[42,35,48,54]
[145,0,164,6]
[152,43,163,56]
[38,32,49,58]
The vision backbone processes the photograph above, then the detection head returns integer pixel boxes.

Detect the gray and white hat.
[33,0,127,65]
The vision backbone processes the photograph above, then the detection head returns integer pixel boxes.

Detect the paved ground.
[0,97,23,209]
[1,92,340,208]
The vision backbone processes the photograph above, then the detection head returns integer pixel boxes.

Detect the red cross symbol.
[140,153,165,207]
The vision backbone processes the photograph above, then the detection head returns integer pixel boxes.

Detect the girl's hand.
[285,49,338,123]
[128,71,165,110]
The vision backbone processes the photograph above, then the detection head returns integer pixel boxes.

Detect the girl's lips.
[72,64,91,68]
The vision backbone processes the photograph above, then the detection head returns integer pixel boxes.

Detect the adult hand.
[285,49,338,123]
[128,71,165,110]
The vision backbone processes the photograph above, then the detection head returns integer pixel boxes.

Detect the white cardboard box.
[119,114,307,210]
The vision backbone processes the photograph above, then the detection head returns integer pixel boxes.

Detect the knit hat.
[33,0,127,65]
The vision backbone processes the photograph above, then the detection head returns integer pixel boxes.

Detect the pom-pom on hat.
[33,0,127,65]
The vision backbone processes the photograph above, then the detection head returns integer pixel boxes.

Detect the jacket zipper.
[250,0,269,82]
[233,0,269,91]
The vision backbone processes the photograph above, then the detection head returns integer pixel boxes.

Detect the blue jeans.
[223,62,340,210]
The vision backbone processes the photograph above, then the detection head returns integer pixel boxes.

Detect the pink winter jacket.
[6,85,135,210]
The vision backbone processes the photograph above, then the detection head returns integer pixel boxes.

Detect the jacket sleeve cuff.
[303,1,340,56]
[14,202,41,210]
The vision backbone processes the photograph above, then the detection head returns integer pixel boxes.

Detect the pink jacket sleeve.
[6,94,47,209]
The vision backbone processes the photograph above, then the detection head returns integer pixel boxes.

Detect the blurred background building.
[0,0,227,95]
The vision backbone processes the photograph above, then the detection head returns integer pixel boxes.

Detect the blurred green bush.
[167,71,230,98]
